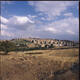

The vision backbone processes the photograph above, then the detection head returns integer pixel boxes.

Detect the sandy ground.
[0,48,79,80]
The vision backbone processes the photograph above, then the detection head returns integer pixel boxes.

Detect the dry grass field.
[0,48,79,80]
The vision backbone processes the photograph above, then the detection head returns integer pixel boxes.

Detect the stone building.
[15,38,75,48]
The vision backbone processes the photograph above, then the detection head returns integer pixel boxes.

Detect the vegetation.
[0,48,79,80]
[0,41,16,54]
[0,39,79,80]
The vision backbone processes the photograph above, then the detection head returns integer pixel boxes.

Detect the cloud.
[1,30,14,37]
[13,16,34,24]
[45,17,79,35]
[0,14,79,40]
[66,30,75,35]
[28,15,37,19]
[0,15,36,38]
[41,17,46,20]
[0,15,34,26]
[44,27,57,33]
[28,1,77,20]
[5,16,35,30]
[1,24,8,29]
[35,16,79,40]
[8,16,34,24]
[64,13,73,17]
[0,1,78,41]
[0,16,8,24]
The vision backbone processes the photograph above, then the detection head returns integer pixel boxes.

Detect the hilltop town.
[0,38,79,50]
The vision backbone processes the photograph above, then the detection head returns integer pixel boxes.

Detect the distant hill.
[0,38,79,51]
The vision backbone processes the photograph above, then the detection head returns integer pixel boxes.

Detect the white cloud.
[0,16,36,38]
[28,1,77,20]
[28,15,37,19]
[40,16,79,36]
[13,16,34,24]
[4,16,35,31]
[1,30,14,37]
[66,30,75,35]
[41,17,46,20]
[1,24,8,29]
[44,27,57,33]
[0,15,34,25]
[8,16,34,25]
[64,13,73,17]
[1,15,79,40]
[0,16,8,24]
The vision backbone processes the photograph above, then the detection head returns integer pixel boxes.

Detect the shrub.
[0,41,16,54]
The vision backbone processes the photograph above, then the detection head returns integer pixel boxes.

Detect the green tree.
[0,41,16,55]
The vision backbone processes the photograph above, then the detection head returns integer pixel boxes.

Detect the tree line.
[0,40,54,55]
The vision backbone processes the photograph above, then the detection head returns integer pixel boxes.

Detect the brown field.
[0,48,79,80]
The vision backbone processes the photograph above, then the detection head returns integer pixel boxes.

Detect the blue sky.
[0,1,79,41]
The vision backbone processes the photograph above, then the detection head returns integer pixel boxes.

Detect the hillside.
[0,48,79,80]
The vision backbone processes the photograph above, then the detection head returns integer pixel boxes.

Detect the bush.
[0,41,16,54]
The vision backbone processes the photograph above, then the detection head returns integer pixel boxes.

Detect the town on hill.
[0,38,79,51]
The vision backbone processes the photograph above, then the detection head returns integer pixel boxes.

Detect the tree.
[0,40,16,55]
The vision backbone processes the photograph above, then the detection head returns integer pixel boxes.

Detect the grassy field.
[0,48,79,80]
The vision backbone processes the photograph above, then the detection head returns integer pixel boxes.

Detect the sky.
[0,1,79,41]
